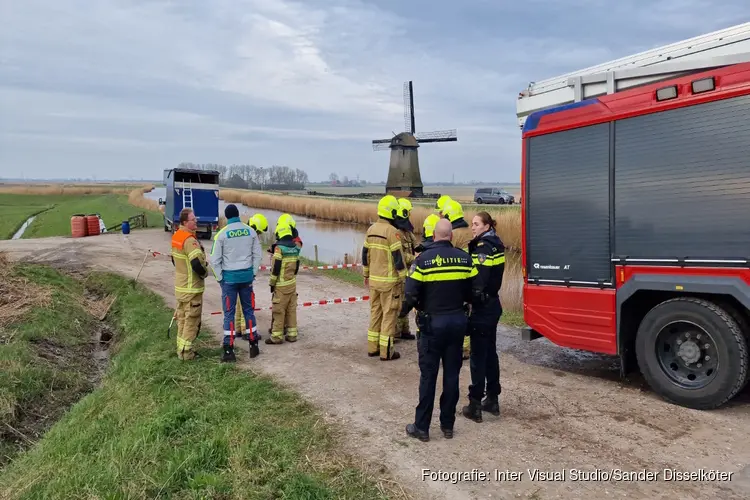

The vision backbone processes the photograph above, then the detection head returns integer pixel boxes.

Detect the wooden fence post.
[314,244,319,266]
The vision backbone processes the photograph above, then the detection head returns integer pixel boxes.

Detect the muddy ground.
[2,230,750,499]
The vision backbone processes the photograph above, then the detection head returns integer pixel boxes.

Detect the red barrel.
[71,215,88,238]
[86,215,101,236]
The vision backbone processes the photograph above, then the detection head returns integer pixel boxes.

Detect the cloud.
[1,0,748,182]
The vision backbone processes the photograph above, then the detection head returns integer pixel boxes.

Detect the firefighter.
[267,213,303,264]
[435,195,453,214]
[171,208,209,360]
[399,218,481,441]
[412,213,441,339]
[394,198,417,340]
[235,213,269,338]
[362,195,406,360]
[443,200,474,359]
[414,213,440,254]
[266,214,303,336]
[267,223,301,344]
[210,204,263,362]
[462,211,506,423]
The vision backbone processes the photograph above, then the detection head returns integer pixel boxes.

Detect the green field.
[0,262,390,499]
[0,194,164,240]
[0,195,56,239]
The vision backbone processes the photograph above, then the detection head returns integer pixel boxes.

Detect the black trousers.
[414,312,466,433]
[467,316,501,402]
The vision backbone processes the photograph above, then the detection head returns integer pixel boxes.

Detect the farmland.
[0,185,162,240]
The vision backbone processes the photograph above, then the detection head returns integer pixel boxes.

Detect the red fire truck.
[516,23,750,410]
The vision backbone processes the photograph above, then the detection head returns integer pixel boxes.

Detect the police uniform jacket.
[400,240,480,316]
[469,229,506,319]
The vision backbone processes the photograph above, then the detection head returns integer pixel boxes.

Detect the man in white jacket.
[209,204,262,362]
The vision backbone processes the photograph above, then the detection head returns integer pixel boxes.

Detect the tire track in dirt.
[2,230,750,500]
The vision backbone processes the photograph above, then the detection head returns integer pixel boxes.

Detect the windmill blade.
[415,129,457,143]
[372,139,391,151]
[403,81,414,134]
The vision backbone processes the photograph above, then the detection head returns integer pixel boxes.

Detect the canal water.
[12,216,36,240]
[145,188,366,263]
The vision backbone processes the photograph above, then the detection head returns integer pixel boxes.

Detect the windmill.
[372,81,457,197]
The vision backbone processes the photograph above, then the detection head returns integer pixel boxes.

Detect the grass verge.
[0,195,56,240]
[0,262,393,499]
[0,259,103,468]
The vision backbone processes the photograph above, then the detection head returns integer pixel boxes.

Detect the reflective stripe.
[379,335,392,346]
[176,337,193,350]
[187,249,203,260]
[370,275,400,283]
[472,252,506,266]
[367,331,379,342]
[410,265,477,282]
[175,285,205,293]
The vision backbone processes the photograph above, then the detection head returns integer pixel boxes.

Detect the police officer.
[399,219,482,441]
[462,211,506,422]
[394,198,417,340]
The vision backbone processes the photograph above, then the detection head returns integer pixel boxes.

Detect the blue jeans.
[221,281,257,346]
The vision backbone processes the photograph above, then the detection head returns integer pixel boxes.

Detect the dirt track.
[2,229,750,500]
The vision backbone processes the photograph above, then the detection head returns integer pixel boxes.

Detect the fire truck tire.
[635,297,749,410]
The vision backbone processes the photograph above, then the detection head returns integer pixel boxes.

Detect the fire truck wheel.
[635,297,749,410]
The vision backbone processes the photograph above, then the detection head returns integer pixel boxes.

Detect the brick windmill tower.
[371,81,457,197]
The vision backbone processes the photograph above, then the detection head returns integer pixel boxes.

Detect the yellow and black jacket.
[362,218,406,291]
[270,236,301,291]
[171,226,208,301]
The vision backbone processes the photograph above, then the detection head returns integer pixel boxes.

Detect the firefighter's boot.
[482,397,500,416]
[462,398,483,423]
[221,346,236,363]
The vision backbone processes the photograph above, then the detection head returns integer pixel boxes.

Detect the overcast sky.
[1,1,747,183]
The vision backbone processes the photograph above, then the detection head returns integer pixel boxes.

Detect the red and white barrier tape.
[151,251,362,271]
[210,295,370,314]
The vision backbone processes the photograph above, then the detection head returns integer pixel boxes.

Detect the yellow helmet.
[435,195,452,213]
[377,195,400,220]
[444,200,464,222]
[278,213,296,228]
[249,213,268,233]
[422,214,440,238]
[275,223,292,239]
[397,198,412,218]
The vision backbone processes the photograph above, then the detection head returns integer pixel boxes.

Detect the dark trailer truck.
[159,168,220,239]
[516,23,750,410]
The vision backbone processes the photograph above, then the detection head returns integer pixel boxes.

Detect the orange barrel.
[86,214,101,236]
[71,215,88,238]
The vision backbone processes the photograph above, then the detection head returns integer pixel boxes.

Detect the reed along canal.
[145,188,366,264]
